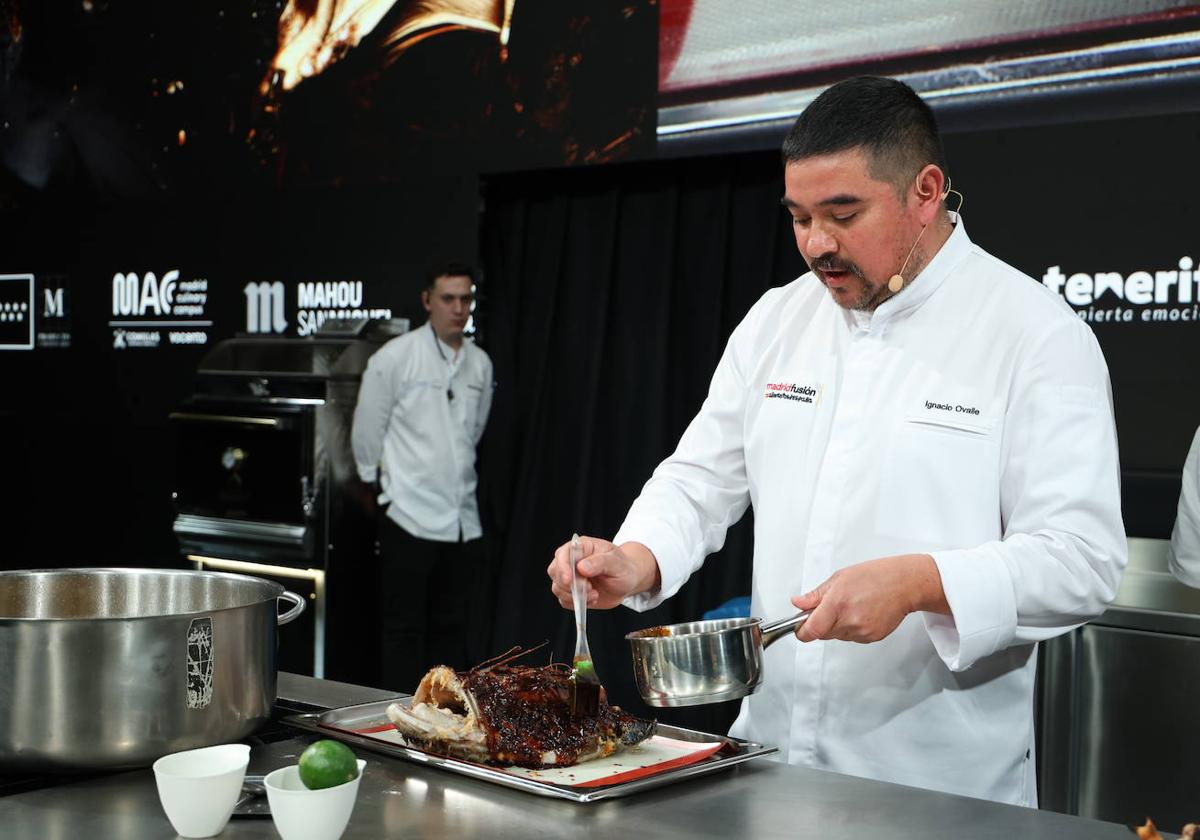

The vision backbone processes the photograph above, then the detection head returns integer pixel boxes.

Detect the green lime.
[298,739,359,790]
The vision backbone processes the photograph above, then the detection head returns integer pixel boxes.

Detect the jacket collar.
[845,211,970,332]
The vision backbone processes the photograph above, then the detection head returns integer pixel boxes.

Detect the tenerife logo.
[110,269,211,348]
[764,381,821,405]
[244,281,287,334]
[1042,260,1200,324]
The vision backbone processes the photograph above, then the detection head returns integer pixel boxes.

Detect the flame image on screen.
[263,0,516,93]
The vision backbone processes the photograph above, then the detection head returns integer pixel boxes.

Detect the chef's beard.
[810,256,884,312]
[811,245,931,312]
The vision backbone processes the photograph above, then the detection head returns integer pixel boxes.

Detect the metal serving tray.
[282,698,777,803]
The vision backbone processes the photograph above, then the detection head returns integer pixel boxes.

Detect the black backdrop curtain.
[476,151,808,732]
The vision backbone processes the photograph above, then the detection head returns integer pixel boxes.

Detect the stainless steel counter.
[1038,537,1200,829]
[4,674,1137,840]
[1094,537,1200,634]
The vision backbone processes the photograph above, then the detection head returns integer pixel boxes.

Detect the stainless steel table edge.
[281,698,778,803]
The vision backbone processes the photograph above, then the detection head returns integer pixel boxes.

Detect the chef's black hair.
[424,260,477,291]
[782,76,948,195]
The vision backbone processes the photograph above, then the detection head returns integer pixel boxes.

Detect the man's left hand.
[792,554,950,644]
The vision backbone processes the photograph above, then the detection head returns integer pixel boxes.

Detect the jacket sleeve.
[1169,427,1200,587]
[472,353,495,447]
[351,349,398,483]
[924,318,1128,671]
[614,295,770,612]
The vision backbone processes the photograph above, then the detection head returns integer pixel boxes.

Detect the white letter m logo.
[44,288,65,318]
[243,281,286,334]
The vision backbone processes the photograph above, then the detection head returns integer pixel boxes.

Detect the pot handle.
[277,591,307,626]
[760,611,811,648]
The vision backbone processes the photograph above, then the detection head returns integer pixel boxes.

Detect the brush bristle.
[570,678,601,717]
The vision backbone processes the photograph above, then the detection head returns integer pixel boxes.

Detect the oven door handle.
[277,590,307,626]
[169,412,291,428]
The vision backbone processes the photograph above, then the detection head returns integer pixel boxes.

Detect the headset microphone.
[887,225,930,293]
[887,177,961,294]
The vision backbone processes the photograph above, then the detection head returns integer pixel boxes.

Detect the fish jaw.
[386,666,490,764]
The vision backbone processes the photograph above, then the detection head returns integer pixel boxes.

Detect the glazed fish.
[385,663,657,768]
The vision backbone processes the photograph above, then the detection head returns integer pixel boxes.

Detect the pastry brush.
[569,533,601,717]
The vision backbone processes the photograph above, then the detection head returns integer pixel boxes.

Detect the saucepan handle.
[760,611,812,648]
[277,591,307,626]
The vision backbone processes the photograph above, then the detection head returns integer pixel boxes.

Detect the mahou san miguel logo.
[1042,259,1200,324]
[243,280,391,337]
[243,281,287,334]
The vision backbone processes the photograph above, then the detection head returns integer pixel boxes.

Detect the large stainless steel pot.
[625,612,809,707]
[0,568,305,771]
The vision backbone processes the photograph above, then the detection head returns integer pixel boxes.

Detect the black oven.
[171,321,407,680]
[172,405,316,564]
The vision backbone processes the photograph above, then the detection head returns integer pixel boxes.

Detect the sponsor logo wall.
[243,280,392,337]
[110,269,212,349]
[2,269,401,354]
[0,273,74,351]
[39,276,72,349]
[0,274,34,350]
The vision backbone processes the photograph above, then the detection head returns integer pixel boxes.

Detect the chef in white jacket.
[354,260,494,691]
[548,77,1126,806]
[1169,426,1200,587]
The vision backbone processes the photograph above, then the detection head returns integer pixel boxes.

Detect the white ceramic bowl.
[152,743,251,838]
[264,758,366,840]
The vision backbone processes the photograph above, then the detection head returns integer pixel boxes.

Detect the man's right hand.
[352,478,380,518]
[547,537,661,610]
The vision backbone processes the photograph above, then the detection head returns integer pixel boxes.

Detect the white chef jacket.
[615,216,1126,806]
[352,322,494,542]
[1169,426,1200,587]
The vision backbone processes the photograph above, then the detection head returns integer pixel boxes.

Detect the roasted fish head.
[386,663,656,768]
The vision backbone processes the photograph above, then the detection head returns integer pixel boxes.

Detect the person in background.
[353,260,494,692]
[547,76,1127,807]
[1169,426,1200,587]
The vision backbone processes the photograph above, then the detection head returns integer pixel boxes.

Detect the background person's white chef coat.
[353,322,494,542]
[615,217,1126,807]
[1169,426,1200,586]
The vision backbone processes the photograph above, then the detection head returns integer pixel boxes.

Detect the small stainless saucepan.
[625,612,810,707]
